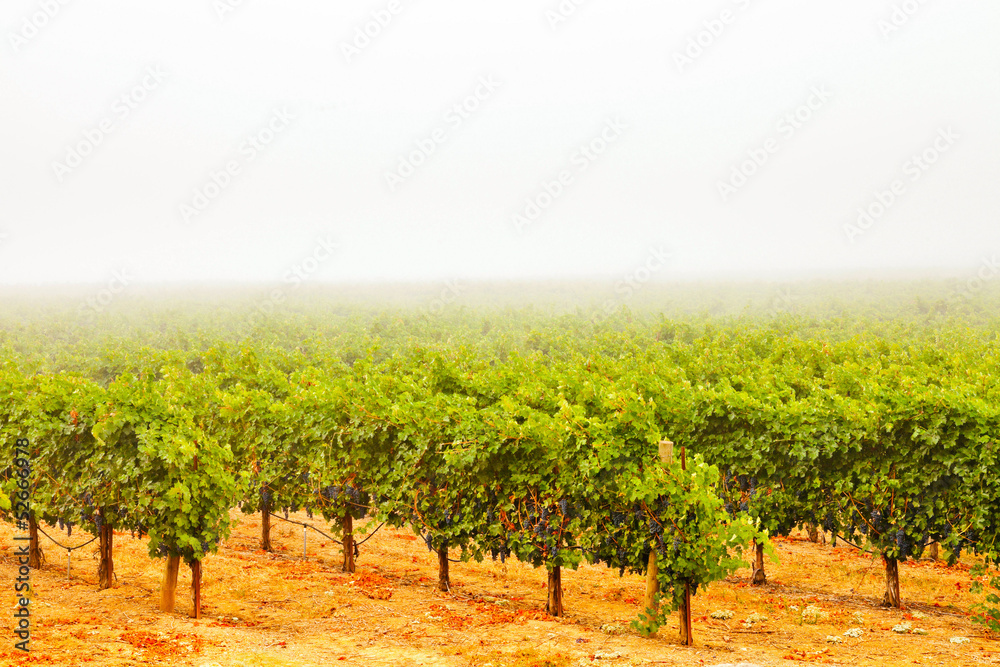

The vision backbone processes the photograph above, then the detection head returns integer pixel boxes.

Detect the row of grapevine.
[1,326,999,642]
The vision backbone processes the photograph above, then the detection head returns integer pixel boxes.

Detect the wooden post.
[643,440,674,628]
[190,560,202,619]
[882,555,901,608]
[98,516,114,590]
[28,516,44,569]
[927,541,939,561]
[342,512,355,573]
[643,550,659,622]
[678,446,693,646]
[160,555,181,613]
[438,542,450,592]
[546,565,564,617]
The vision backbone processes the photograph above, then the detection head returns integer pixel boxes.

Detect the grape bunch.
[895,529,912,558]
[489,544,510,564]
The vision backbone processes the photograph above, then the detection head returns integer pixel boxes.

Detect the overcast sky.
[1,0,998,286]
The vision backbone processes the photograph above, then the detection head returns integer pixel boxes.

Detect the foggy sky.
[1,0,998,287]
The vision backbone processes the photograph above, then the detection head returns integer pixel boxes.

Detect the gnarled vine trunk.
[806,523,826,545]
[261,505,272,552]
[28,516,43,569]
[882,555,901,608]
[679,582,693,646]
[342,512,355,573]
[750,540,766,585]
[98,519,114,590]
[438,543,450,592]
[546,565,564,617]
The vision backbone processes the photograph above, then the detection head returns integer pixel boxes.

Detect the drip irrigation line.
[355,522,385,546]
[36,525,99,552]
[835,533,866,551]
[269,513,384,548]
[269,512,342,545]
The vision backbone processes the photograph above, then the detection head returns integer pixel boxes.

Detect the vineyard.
[1,284,999,664]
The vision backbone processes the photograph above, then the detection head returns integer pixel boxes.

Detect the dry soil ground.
[0,513,997,666]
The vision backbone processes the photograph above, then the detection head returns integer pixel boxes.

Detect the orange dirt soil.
[0,513,997,666]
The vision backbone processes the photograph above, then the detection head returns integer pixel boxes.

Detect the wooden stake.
[643,550,659,624]
[659,440,675,466]
[160,555,181,613]
[643,440,674,627]
[678,446,694,646]
[190,560,202,619]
